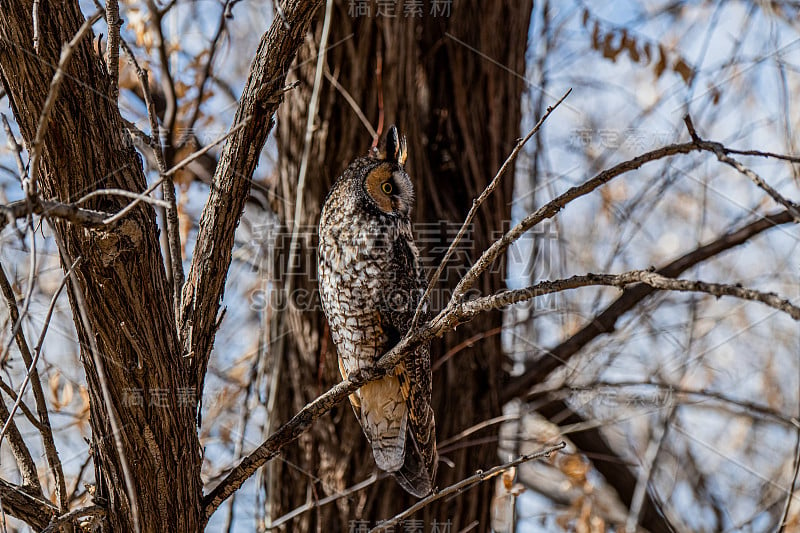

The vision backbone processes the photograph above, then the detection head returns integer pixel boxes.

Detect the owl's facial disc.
[364,163,414,217]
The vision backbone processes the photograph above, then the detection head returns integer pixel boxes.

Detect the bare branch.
[101,178,165,225]
[105,0,120,101]
[323,69,377,139]
[31,0,40,53]
[286,0,333,299]
[203,259,800,516]
[1,114,26,181]
[626,404,675,532]
[0,269,41,494]
[502,209,794,402]
[267,473,381,529]
[0,376,42,431]
[370,442,567,532]
[412,88,572,329]
[684,115,800,222]
[145,0,177,139]
[0,260,68,506]
[121,34,184,320]
[464,270,800,320]
[181,0,231,137]
[0,477,56,530]
[724,147,800,164]
[451,140,701,300]
[42,505,105,533]
[164,118,251,178]
[0,198,110,231]
[180,0,325,400]
[75,188,171,210]
[0,397,39,494]
[0,257,78,512]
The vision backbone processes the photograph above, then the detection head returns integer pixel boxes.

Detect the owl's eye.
[381,182,393,195]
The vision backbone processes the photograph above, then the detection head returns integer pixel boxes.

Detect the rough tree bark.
[0,0,322,529]
[0,1,203,530]
[265,1,532,530]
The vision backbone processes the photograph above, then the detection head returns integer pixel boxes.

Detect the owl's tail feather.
[358,377,409,473]
[392,405,437,498]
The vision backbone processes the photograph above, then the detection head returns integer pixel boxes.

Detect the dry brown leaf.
[502,466,516,491]
[126,9,153,54]
[561,454,589,486]
[654,45,668,78]
[673,58,693,84]
[49,371,73,411]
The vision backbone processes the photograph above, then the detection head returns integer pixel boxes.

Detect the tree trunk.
[0,2,203,530]
[265,1,532,530]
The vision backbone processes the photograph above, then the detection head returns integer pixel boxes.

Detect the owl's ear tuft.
[385,125,408,166]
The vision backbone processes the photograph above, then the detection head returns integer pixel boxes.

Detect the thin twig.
[75,188,171,209]
[0,257,78,512]
[101,178,165,225]
[779,329,800,531]
[0,398,39,493]
[145,0,177,137]
[141,0,181,296]
[431,326,503,372]
[684,115,800,222]
[626,404,675,531]
[724,147,800,164]
[164,118,251,178]
[0,377,42,431]
[437,414,520,450]
[0,115,26,181]
[0,214,37,393]
[373,53,384,148]
[119,34,184,314]
[32,0,41,54]
[0,273,45,496]
[0,266,45,493]
[67,453,93,504]
[267,473,381,529]
[411,88,571,329]
[182,0,231,138]
[323,69,376,139]
[28,10,103,196]
[0,258,66,504]
[451,141,702,301]
[287,0,333,291]
[370,442,566,532]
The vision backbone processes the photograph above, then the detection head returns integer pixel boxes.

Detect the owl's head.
[359,125,414,218]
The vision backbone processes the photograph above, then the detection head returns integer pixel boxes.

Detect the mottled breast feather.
[318,140,437,498]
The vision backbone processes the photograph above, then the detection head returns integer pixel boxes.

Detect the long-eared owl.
[318,126,437,497]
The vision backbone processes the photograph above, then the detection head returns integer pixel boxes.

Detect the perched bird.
[318,125,437,497]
